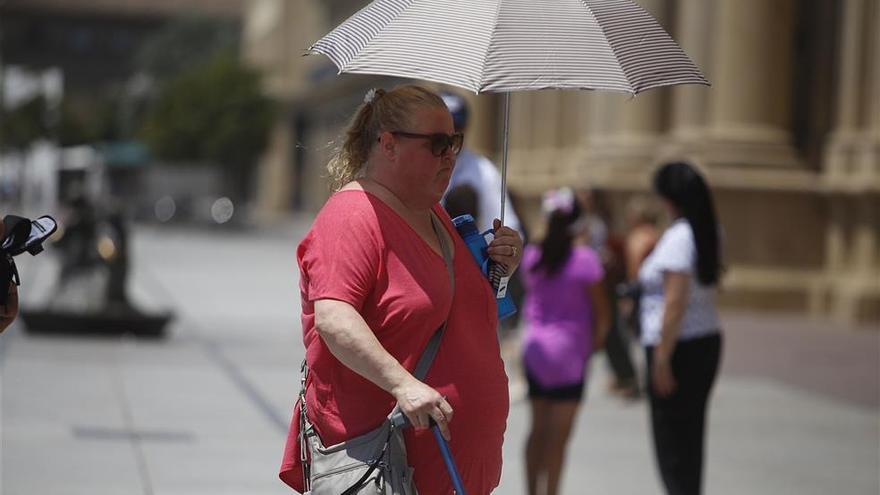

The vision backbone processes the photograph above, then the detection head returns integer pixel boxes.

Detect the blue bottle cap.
[452,214,478,237]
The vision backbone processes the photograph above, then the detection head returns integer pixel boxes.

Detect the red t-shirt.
[281,190,509,494]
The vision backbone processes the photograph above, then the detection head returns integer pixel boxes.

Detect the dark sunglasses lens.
[431,134,451,156]
[430,134,463,156]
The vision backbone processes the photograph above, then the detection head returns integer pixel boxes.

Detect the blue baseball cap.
[440,91,469,131]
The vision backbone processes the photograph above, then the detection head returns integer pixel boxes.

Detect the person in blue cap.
[440,91,523,239]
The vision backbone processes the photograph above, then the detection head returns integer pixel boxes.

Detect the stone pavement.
[1,220,877,495]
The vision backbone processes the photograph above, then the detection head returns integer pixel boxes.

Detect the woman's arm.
[625,229,658,281]
[652,271,689,397]
[588,282,611,351]
[313,299,454,439]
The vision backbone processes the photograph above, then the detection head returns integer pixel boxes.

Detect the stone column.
[824,0,868,183]
[506,92,539,191]
[818,0,880,323]
[668,0,714,142]
[537,90,564,186]
[857,1,880,180]
[463,93,499,158]
[532,90,562,149]
[705,0,800,169]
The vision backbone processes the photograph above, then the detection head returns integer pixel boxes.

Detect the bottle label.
[495,275,510,299]
[488,263,509,299]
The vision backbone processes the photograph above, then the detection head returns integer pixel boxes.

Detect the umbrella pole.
[499,92,511,226]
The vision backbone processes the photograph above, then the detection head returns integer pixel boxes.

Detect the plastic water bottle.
[452,214,517,320]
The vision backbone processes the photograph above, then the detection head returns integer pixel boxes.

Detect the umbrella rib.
[308,0,416,73]
[578,0,635,95]
[476,0,507,94]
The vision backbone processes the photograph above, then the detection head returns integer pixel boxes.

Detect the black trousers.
[605,315,638,384]
[605,288,639,386]
[645,333,722,495]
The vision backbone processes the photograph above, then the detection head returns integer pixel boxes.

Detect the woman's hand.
[0,283,19,333]
[392,377,454,440]
[651,349,677,397]
[487,219,523,273]
[314,299,454,438]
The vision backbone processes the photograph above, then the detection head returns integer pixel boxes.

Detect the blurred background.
[0,0,877,494]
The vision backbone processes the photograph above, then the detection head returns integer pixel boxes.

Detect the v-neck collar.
[336,189,454,261]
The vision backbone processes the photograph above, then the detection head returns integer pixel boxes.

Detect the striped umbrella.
[309,0,709,221]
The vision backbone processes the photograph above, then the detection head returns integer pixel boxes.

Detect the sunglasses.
[387,131,464,157]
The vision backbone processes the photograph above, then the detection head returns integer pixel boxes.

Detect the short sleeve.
[573,247,605,284]
[652,221,695,274]
[297,197,381,310]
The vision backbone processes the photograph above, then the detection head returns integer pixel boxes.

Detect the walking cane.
[430,420,467,495]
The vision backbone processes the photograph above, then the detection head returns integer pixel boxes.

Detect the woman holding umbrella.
[639,162,723,495]
[280,85,523,494]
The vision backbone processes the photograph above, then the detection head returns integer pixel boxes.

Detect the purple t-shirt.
[521,244,605,387]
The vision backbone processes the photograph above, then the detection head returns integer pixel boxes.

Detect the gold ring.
[512,246,518,257]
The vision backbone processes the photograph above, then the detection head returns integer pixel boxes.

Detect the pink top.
[521,245,605,387]
[281,190,509,494]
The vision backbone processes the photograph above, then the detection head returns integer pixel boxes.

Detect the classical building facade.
[244,0,879,323]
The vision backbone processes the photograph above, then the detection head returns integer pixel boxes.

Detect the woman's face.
[392,105,457,207]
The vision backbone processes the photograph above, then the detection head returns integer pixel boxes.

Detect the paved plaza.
[1,219,877,494]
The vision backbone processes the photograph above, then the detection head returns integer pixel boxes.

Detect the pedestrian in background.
[639,161,723,495]
[520,187,611,495]
[619,196,661,337]
[279,85,523,494]
[576,187,640,399]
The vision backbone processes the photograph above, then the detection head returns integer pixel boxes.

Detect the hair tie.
[542,187,575,216]
[364,88,385,104]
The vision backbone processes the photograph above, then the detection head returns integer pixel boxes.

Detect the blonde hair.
[327,85,447,191]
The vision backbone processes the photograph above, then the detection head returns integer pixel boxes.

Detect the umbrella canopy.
[309,0,708,95]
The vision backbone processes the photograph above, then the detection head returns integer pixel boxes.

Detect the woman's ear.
[377,131,396,160]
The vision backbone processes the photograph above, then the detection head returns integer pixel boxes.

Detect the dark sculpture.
[21,196,173,338]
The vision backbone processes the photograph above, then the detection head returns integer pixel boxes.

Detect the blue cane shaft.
[431,425,467,495]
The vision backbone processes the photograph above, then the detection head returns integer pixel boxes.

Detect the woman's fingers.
[427,396,454,440]
[438,397,454,423]
[397,381,453,437]
[487,221,523,270]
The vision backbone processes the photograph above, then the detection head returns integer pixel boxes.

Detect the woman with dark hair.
[520,187,611,495]
[639,161,723,495]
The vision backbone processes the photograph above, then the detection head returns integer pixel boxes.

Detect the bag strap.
[410,212,455,380]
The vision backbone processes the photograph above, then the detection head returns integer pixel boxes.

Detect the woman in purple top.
[521,187,611,495]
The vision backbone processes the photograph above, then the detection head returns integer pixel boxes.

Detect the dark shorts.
[525,365,585,402]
